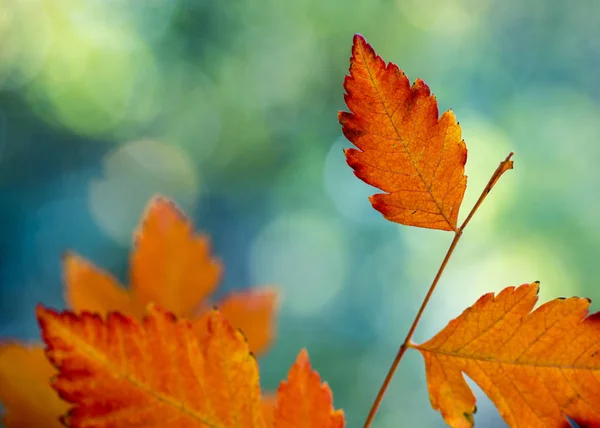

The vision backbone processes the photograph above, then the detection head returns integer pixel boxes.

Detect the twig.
[363,152,514,427]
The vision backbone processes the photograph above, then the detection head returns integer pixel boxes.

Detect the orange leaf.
[64,195,278,355]
[274,349,345,428]
[64,253,137,316]
[413,283,600,428]
[0,344,67,428]
[37,305,267,428]
[131,197,222,316]
[207,288,278,356]
[339,35,467,231]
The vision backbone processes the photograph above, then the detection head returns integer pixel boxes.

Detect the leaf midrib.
[414,345,600,371]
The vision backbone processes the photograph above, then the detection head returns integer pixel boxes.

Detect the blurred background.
[0,0,599,426]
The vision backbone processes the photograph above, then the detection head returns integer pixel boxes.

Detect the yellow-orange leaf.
[131,197,222,316]
[275,349,345,428]
[339,34,467,231]
[0,344,67,428]
[37,305,267,428]
[64,195,277,355]
[413,283,600,428]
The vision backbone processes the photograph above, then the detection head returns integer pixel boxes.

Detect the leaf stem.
[363,152,514,427]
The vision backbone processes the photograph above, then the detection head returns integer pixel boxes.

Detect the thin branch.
[363,152,514,427]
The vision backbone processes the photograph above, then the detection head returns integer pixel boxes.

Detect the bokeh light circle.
[88,139,200,245]
[249,211,347,316]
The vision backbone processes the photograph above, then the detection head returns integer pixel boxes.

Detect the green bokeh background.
[1,0,599,426]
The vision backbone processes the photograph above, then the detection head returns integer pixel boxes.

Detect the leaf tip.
[146,193,176,211]
[296,348,310,366]
[351,33,378,64]
[352,33,367,46]
[412,78,431,94]
[35,303,51,323]
[35,304,63,330]
[137,194,188,236]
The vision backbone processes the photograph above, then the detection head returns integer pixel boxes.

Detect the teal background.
[1,0,599,427]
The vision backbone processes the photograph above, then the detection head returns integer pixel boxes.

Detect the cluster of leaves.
[338,35,600,427]
[1,34,600,427]
[0,198,283,426]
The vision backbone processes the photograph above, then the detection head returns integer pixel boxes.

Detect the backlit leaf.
[339,34,467,231]
[413,283,600,428]
[64,195,278,355]
[274,349,345,428]
[37,305,344,428]
[37,305,267,428]
[130,197,222,316]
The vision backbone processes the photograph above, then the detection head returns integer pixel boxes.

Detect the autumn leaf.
[275,349,345,428]
[36,305,345,428]
[412,283,600,428]
[64,195,277,355]
[0,195,278,427]
[0,344,67,428]
[37,305,265,428]
[338,34,467,231]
